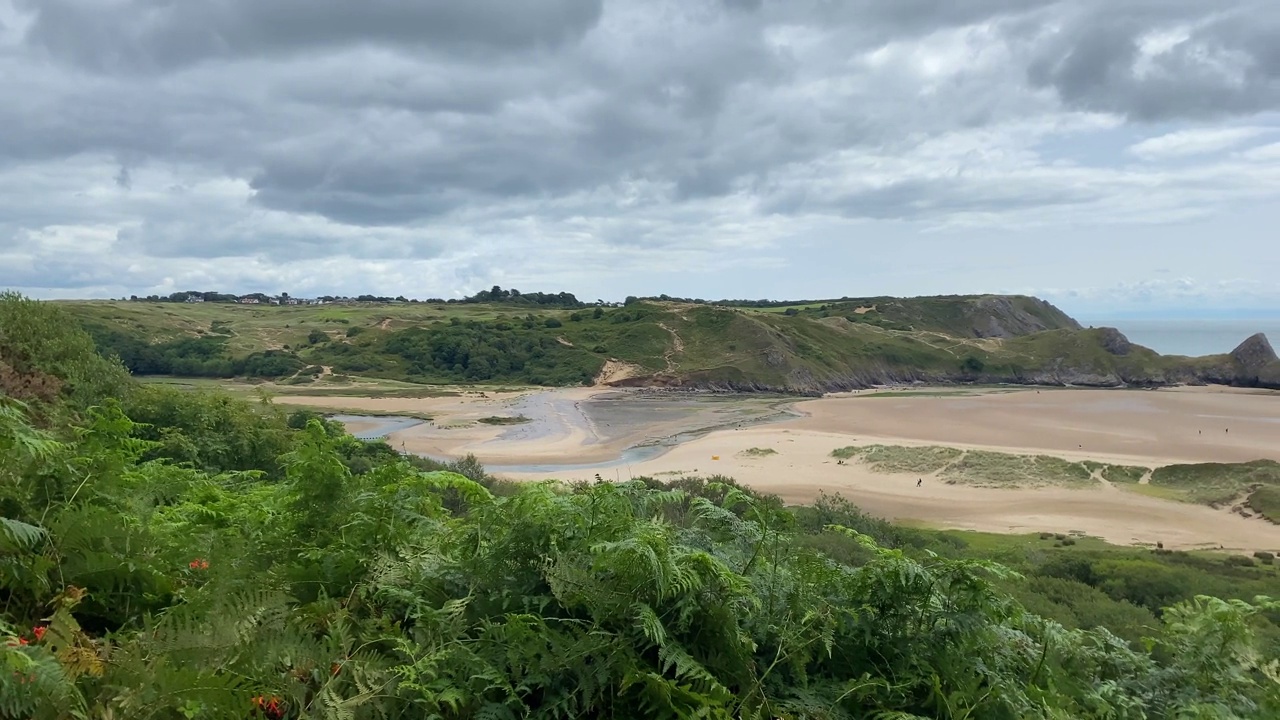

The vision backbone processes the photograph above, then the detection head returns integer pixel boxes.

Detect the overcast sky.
[2,0,1279,316]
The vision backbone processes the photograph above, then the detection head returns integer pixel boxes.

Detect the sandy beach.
[281,385,1280,551]
[275,387,792,465]
[791,387,1280,465]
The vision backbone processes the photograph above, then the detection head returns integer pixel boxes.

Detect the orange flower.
[188,558,209,570]
[253,695,284,719]
[31,626,46,642]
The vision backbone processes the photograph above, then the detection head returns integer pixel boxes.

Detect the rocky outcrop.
[1260,361,1280,388]
[1195,333,1280,389]
[1096,327,1133,356]
[970,296,1082,339]
[1231,333,1278,374]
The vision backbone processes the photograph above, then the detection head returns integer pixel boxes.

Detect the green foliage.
[476,415,531,425]
[4,392,1280,718]
[1248,486,1280,522]
[7,294,1280,719]
[83,319,305,379]
[1,291,132,409]
[121,385,296,475]
[325,321,602,385]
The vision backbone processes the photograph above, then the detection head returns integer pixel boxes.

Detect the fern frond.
[0,516,47,552]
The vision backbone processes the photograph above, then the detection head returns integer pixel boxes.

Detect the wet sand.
[274,388,793,465]
[279,385,1280,551]
[791,387,1280,465]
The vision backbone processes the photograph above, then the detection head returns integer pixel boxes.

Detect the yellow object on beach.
[712,455,720,460]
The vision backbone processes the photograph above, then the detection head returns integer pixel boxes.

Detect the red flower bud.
[31,626,47,642]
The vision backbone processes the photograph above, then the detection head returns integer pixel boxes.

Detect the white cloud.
[1239,142,1280,162]
[1128,127,1273,160]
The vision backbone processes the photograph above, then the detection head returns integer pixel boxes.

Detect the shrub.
[308,329,328,344]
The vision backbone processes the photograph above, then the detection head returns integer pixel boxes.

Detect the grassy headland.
[61,294,1279,393]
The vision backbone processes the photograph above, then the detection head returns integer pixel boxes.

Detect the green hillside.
[60,295,1275,392]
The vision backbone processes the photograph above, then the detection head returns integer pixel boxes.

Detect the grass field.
[62,300,574,356]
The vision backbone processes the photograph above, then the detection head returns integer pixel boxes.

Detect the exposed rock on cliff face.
[1228,333,1280,388]
[1096,328,1133,356]
[970,296,1082,339]
[1231,333,1278,372]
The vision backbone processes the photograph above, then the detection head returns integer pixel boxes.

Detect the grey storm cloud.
[1026,1,1280,120]
[19,0,605,71]
[6,0,1276,228]
[2,0,1280,306]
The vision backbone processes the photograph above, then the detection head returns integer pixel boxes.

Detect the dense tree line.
[625,294,860,308]
[5,292,1280,719]
[458,285,585,307]
[80,323,304,379]
[122,287,591,307]
[378,321,598,385]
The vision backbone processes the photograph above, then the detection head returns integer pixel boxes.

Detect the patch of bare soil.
[656,322,684,373]
[595,359,646,386]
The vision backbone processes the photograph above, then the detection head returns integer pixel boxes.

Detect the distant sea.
[1079,319,1280,357]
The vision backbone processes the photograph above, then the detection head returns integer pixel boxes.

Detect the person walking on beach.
[917,478,922,487]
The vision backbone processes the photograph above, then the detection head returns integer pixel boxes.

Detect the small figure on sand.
[916,478,922,487]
